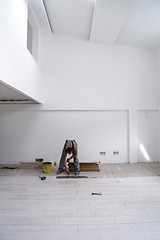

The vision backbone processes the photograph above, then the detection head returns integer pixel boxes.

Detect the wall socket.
[100,151,106,155]
[113,151,119,155]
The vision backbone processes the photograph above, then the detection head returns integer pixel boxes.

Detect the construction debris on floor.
[39,176,46,180]
[91,192,102,195]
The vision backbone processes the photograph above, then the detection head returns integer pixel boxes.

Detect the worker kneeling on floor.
[57,140,80,176]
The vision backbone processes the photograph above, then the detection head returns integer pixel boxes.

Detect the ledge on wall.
[0,80,40,104]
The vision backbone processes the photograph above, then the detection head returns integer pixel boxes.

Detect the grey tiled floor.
[0,163,160,240]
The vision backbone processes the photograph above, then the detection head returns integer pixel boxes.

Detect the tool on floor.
[92,192,102,195]
[39,176,46,180]
[56,176,88,179]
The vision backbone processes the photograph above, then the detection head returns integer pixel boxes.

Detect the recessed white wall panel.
[0,111,128,164]
[138,110,158,162]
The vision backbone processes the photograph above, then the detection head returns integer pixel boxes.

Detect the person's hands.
[66,158,70,163]
[64,163,69,172]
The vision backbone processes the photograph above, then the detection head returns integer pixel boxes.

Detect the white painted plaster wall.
[0,14,159,165]
[38,34,158,110]
[157,50,160,162]
[0,0,42,102]
[0,110,128,164]
[35,34,159,164]
[0,0,27,48]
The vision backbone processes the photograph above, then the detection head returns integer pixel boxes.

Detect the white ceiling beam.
[27,0,53,34]
[41,0,53,33]
[90,0,133,45]
[88,0,97,40]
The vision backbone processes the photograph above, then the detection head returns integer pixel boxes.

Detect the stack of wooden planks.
[69,162,100,172]
[19,162,43,169]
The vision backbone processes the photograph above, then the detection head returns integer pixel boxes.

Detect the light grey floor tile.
[78,224,138,233]
[0,235,35,240]
[0,226,77,235]
[0,210,43,218]
[60,216,115,225]
[136,222,160,232]
[35,232,100,240]
[144,208,160,215]
[0,217,60,226]
[100,232,160,240]
[115,215,160,224]
[124,202,160,209]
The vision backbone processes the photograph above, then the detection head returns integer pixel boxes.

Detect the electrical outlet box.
[113,151,119,155]
[100,151,106,156]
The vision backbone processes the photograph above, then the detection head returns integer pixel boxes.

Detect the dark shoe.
[67,171,70,175]
[57,169,63,175]
[75,171,80,176]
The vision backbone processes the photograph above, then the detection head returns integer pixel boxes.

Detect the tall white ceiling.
[29,0,160,49]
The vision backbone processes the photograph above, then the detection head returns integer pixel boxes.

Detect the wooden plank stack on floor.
[69,162,100,172]
[19,162,43,169]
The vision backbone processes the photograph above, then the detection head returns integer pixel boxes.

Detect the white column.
[128,110,139,163]
[157,49,160,162]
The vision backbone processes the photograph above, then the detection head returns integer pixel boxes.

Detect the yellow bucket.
[43,162,52,174]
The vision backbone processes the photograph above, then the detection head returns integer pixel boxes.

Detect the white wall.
[0,0,27,48]
[138,110,159,162]
[0,28,159,165]
[0,110,128,164]
[157,50,160,162]
[37,34,159,164]
[0,0,42,102]
[38,34,158,110]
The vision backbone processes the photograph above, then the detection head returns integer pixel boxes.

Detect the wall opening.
[27,5,39,61]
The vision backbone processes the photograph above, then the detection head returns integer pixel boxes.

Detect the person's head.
[66,147,72,155]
